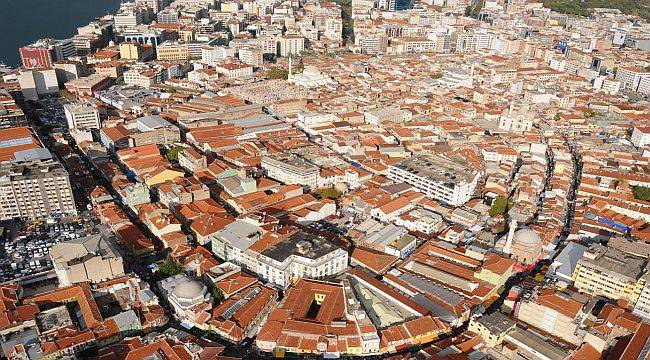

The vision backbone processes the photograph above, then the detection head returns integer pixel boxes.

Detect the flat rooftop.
[391,154,477,184]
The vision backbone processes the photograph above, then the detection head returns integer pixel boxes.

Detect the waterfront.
[0,0,121,67]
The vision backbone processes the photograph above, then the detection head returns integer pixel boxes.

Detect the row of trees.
[542,0,650,20]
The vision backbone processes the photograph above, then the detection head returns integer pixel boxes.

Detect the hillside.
[542,0,650,20]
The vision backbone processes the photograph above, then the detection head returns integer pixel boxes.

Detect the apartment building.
[615,67,650,93]
[0,155,76,220]
[279,35,305,57]
[631,126,650,148]
[238,48,263,67]
[178,147,207,173]
[572,244,647,304]
[156,41,190,61]
[261,155,319,188]
[64,103,101,130]
[387,154,480,206]
[0,90,27,129]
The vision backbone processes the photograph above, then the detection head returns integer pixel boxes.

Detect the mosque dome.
[171,280,206,302]
[512,228,541,246]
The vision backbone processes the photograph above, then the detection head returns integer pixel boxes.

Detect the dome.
[171,280,205,301]
[303,65,320,75]
[512,228,541,246]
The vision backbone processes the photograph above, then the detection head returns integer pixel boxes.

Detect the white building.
[615,67,650,93]
[256,232,348,289]
[238,48,263,67]
[387,154,480,206]
[279,35,305,57]
[499,105,534,133]
[261,155,319,188]
[631,127,650,148]
[64,103,101,130]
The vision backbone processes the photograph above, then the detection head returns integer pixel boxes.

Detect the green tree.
[633,186,650,201]
[554,113,561,121]
[315,187,343,199]
[209,284,225,305]
[155,259,184,279]
[489,196,511,217]
[267,67,288,80]
[583,109,601,119]
[166,146,184,161]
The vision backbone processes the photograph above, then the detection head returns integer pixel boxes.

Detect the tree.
[554,113,561,121]
[209,284,225,305]
[315,187,343,199]
[155,259,184,280]
[166,146,184,161]
[489,196,511,217]
[583,109,600,119]
[267,67,288,80]
[633,186,650,201]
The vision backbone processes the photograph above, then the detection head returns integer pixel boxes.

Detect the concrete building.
[256,231,348,289]
[0,153,76,220]
[468,312,516,348]
[631,127,650,148]
[50,233,125,287]
[387,154,480,206]
[615,67,650,93]
[156,41,190,61]
[572,244,647,304]
[279,35,305,57]
[178,147,207,173]
[261,155,319,188]
[515,289,586,345]
[0,90,27,129]
[17,68,59,101]
[64,103,101,130]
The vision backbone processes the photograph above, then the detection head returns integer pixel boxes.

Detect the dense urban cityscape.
[0,0,649,359]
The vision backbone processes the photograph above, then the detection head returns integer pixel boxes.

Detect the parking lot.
[0,217,99,282]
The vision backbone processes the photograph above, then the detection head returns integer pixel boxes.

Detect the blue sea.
[0,0,121,67]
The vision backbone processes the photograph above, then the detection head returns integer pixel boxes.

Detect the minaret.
[288,54,293,81]
[503,218,517,254]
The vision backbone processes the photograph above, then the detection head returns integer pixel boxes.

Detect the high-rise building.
[19,38,76,69]
[64,103,101,131]
[0,151,76,220]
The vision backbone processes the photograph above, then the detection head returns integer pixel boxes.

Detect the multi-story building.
[631,126,650,148]
[0,155,77,220]
[261,155,319,188]
[633,275,650,322]
[129,115,180,147]
[515,289,586,345]
[19,38,76,69]
[279,35,305,57]
[178,147,207,173]
[572,244,647,304]
[156,41,190,61]
[114,7,147,29]
[256,231,348,289]
[0,90,27,129]
[615,67,650,93]
[64,103,101,130]
[238,48,263,67]
[387,154,480,206]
